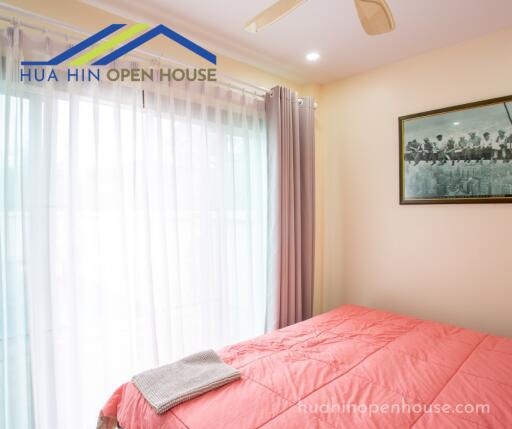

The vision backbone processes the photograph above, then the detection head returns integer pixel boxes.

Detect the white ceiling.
[84,0,512,84]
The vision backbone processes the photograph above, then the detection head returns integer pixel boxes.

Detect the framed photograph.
[399,95,512,204]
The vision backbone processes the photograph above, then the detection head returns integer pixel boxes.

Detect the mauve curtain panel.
[265,86,315,330]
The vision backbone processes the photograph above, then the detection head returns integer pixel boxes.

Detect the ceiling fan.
[244,0,395,36]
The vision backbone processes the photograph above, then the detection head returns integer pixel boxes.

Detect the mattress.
[101,304,512,428]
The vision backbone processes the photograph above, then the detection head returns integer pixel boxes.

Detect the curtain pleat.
[265,86,315,329]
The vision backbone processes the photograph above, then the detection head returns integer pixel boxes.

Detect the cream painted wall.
[317,27,512,337]
[8,0,509,335]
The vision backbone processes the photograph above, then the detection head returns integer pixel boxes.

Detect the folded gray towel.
[132,350,241,414]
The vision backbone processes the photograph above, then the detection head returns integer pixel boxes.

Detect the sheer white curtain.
[0,25,269,428]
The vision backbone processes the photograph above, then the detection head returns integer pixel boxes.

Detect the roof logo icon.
[21,24,217,66]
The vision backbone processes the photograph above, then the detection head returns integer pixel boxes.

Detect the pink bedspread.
[101,305,512,428]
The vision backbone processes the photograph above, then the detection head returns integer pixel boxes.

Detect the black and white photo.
[399,96,512,204]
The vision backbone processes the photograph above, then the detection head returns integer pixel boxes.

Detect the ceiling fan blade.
[354,0,395,35]
[244,0,307,33]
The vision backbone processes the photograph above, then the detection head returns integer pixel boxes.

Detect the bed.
[100,304,512,428]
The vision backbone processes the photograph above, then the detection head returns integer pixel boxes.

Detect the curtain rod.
[0,2,270,99]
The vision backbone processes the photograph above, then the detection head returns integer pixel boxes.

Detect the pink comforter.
[101,305,512,428]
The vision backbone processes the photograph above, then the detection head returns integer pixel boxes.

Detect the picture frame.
[399,95,512,204]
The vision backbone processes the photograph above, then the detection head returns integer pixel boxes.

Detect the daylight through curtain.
[0,25,269,428]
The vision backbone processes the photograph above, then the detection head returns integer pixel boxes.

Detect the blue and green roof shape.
[21,23,216,66]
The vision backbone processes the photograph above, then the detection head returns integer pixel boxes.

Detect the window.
[1,78,269,427]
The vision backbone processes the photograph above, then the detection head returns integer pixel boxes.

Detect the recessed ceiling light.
[306,52,320,62]
[453,122,461,126]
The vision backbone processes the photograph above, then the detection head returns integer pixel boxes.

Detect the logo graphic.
[21,24,217,66]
